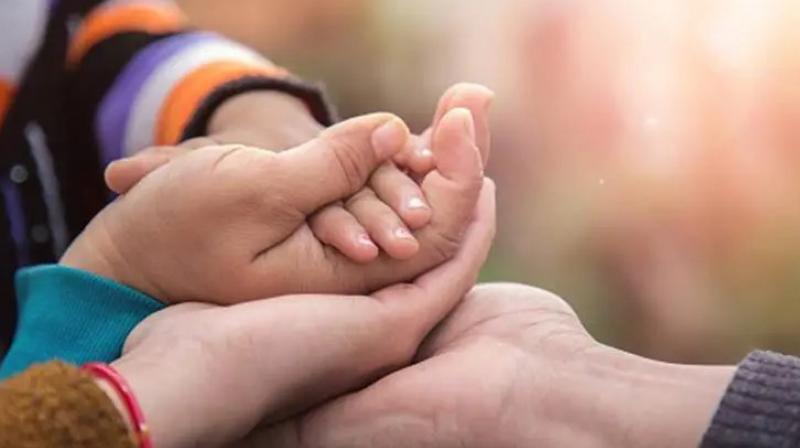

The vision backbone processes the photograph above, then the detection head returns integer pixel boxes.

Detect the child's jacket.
[0,0,333,351]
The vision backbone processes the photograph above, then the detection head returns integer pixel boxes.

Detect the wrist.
[110,359,171,448]
[94,378,134,432]
[85,362,154,448]
[111,341,236,448]
[207,90,323,150]
[550,345,734,447]
[60,210,166,301]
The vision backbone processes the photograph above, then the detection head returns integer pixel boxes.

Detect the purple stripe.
[1,180,29,265]
[95,32,215,167]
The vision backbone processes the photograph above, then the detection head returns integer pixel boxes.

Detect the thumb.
[431,83,494,165]
[277,113,409,214]
[105,146,190,194]
[306,108,485,298]
[419,107,484,236]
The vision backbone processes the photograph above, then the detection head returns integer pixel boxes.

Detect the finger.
[431,107,483,182]
[432,83,494,165]
[375,178,496,335]
[414,107,484,240]
[346,189,420,260]
[311,108,483,293]
[394,133,435,176]
[163,292,421,443]
[238,181,497,448]
[277,113,409,215]
[104,146,190,194]
[369,163,431,230]
[309,204,379,263]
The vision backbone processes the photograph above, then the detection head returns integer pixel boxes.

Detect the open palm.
[245,283,597,448]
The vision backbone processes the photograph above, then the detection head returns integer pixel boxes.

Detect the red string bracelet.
[82,362,154,448]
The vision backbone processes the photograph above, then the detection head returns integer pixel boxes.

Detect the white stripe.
[100,0,179,12]
[25,122,69,257]
[0,0,49,81]
[124,39,267,155]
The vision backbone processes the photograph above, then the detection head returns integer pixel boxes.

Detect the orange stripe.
[67,3,187,67]
[156,61,289,145]
[0,79,16,126]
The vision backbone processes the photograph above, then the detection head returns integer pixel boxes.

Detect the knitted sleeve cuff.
[701,351,800,448]
[0,265,165,380]
[179,74,337,142]
[0,361,135,448]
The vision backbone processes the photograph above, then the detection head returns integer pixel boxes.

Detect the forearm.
[535,346,734,447]
[68,1,332,168]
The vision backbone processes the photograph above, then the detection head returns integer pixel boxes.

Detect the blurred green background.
[179,0,800,364]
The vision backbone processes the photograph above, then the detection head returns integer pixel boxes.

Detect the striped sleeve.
[0,0,49,125]
[68,0,333,168]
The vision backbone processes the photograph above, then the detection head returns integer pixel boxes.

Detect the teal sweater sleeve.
[0,265,165,379]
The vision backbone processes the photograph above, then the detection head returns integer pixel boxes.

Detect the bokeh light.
[179,0,800,363]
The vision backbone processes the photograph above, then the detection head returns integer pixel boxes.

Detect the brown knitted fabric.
[0,361,135,448]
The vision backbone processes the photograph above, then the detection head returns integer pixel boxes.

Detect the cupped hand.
[62,108,484,304]
[247,283,734,448]
[111,179,496,448]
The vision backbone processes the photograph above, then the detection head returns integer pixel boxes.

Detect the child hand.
[395,83,494,176]
[62,110,486,305]
[311,82,494,262]
[105,84,493,265]
[308,82,494,262]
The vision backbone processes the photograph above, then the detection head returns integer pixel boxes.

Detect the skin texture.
[61,109,484,304]
[105,84,495,263]
[83,85,737,446]
[109,180,496,448]
[242,283,735,448]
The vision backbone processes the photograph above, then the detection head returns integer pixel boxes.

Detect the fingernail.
[450,107,475,140]
[407,197,429,211]
[482,91,495,113]
[357,233,377,248]
[372,117,409,159]
[417,147,433,159]
[393,227,413,239]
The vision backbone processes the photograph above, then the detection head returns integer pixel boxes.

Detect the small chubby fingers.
[346,189,420,260]
[104,145,191,194]
[376,178,497,331]
[369,163,431,230]
[309,204,379,264]
[433,83,494,165]
[394,133,436,176]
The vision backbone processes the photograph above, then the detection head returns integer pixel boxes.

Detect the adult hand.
[106,83,494,262]
[109,178,495,448]
[62,108,484,304]
[248,283,735,448]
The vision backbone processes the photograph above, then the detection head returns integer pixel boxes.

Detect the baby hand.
[309,82,494,263]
